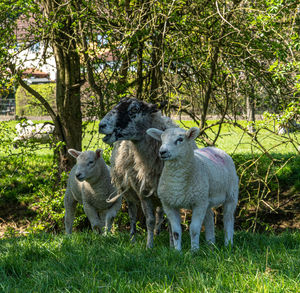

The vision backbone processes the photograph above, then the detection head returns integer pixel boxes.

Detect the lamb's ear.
[146,128,163,141]
[95,149,103,159]
[186,127,200,140]
[68,149,81,158]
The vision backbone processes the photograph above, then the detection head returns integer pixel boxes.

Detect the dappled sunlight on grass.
[0,231,299,292]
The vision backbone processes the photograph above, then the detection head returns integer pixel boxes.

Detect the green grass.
[0,119,299,291]
[2,118,299,156]
[178,120,300,155]
[0,230,299,292]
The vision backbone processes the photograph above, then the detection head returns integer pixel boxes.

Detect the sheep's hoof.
[206,240,216,251]
[92,225,103,234]
[130,233,136,243]
[173,247,182,252]
[154,228,161,236]
[190,246,199,253]
[146,242,154,249]
[169,237,174,248]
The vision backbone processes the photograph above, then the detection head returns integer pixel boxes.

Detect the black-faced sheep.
[147,127,239,251]
[98,98,177,248]
[64,149,121,234]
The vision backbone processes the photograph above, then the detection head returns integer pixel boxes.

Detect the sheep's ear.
[68,149,81,158]
[186,127,200,140]
[146,128,163,141]
[95,149,103,159]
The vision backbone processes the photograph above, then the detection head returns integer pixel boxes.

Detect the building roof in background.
[23,78,52,84]
[22,68,49,78]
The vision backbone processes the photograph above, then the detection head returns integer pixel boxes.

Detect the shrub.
[15,83,56,116]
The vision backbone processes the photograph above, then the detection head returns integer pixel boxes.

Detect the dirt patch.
[0,203,36,238]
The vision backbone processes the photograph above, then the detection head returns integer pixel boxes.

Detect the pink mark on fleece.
[196,148,225,166]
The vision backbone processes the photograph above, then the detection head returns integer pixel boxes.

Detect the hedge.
[15,83,56,116]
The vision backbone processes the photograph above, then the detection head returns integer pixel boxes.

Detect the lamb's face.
[159,128,188,160]
[68,149,102,182]
[147,127,200,161]
[99,98,158,145]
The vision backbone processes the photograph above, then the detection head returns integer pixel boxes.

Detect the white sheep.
[147,127,239,251]
[277,119,300,135]
[64,149,121,234]
[13,120,55,147]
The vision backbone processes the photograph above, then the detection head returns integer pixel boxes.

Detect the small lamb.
[147,127,239,251]
[64,149,121,234]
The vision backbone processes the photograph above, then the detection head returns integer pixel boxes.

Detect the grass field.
[2,119,299,155]
[0,118,299,292]
[1,230,299,292]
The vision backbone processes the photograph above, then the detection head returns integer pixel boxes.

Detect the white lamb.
[64,149,121,234]
[147,127,239,251]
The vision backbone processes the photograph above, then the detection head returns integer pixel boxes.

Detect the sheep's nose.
[76,173,83,180]
[159,150,167,157]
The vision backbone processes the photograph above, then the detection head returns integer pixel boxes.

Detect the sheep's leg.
[154,206,164,236]
[223,200,237,246]
[82,202,103,233]
[203,208,215,244]
[104,202,121,234]
[127,200,137,242]
[104,214,114,234]
[190,205,207,251]
[140,198,155,248]
[64,190,78,234]
[168,220,174,248]
[163,206,182,251]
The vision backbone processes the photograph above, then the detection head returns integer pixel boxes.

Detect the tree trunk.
[53,44,82,172]
[136,40,144,100]
[149,30,163,104]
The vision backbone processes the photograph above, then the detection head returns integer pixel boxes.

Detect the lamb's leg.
[64,190,78,234]
[104,200,121,234]
[82,202,103,233]
[154,206,173,247]
[223,200,237,246]
[163,206,182,251]
[140,198,155,248]
[127,200,137,242]
[203,208,215,244]
[154,206,164,235]
[168,220,174,248]
[189,205,207,251]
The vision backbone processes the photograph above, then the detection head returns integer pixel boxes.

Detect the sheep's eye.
[175,137,183,144]
[130,106,139,114]
[88,161,94,165]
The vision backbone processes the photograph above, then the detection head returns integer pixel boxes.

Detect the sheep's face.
[68,149,102,182]
[99,98,158,145]
[147,127,200,161]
